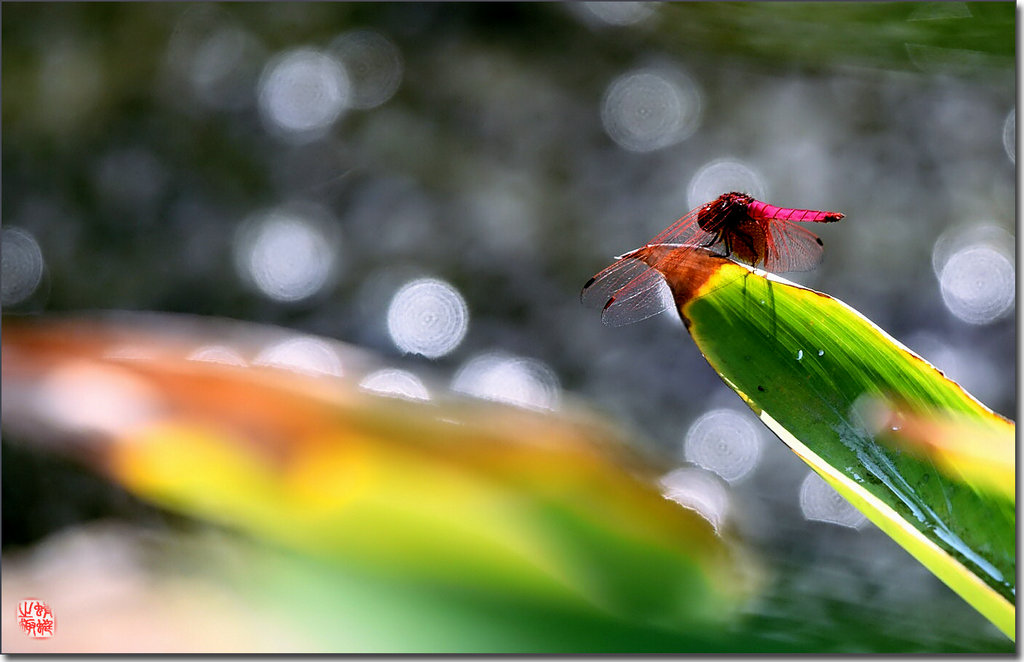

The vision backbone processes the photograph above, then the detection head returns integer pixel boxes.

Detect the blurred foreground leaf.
[2,314,758,653]
[633,246,1015,640]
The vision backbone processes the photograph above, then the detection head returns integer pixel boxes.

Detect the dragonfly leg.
[700,230,723,250]
[719,232,732,257]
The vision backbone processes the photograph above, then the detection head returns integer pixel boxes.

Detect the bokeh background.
[2,2,1015,652]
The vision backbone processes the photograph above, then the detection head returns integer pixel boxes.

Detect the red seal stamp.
[17,599,55,639]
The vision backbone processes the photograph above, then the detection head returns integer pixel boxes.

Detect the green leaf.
[641,246,1015,640]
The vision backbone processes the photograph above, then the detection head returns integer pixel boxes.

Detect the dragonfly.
[581,192,844,326]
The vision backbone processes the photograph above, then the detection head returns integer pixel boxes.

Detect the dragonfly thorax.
[696,191,754,233]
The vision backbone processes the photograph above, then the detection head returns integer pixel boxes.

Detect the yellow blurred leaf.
[2,313,759,651]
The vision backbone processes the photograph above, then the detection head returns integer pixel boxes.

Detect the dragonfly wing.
[601,270,673,326]
[646,206,709,247]
[764,220,826,272]
[581,257,644,308]
[581,257,672,326]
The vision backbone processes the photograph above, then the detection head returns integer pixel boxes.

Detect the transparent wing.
[645,205,715,248]
[581,257,673,326]
[763,220,826,272]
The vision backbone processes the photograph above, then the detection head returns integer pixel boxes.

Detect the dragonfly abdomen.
[748,200,843,223]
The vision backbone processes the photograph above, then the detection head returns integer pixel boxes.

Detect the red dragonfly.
[582,192,843,326]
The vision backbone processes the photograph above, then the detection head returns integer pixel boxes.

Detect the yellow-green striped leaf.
[636,246,1015,640]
